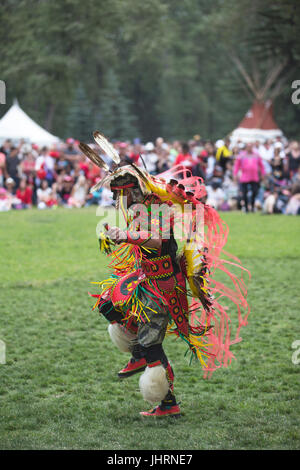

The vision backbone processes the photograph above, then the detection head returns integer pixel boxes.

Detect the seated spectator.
[129,143,142,165]
[68,174,88,208]
[142,142,158,174]
[21,152,36,179]
[174,142,195,171]
[56,175,74,206]
[258,139,274,174]
[5,177,23,209]
[86,187,102,206]
[291,166,300,186]
[100,186,114,207]
[285,183,300,215]
[206,180,226,210]
[78,158,90,178]
[37,180,52,209]
[35,147,56,185]
[263,185,290,214]
[55,153,70,175]
[194,142,215,180]
[205,143,216,182]
[270,147,287,188]
[222,161,239,210]
[156,148,170,173]
[115,142,131,167]
[47,182,58,208]
[70,162,84,182]
[169,141,180,164]
[192,153,206,180]
[5,177,16,195]
[286,141,300,180]
[86,161,101,186]
[0,187,11,211]
[210,163,223,187]
[155,137,164,149]
[64,138,80,167]
[16,178,33,208]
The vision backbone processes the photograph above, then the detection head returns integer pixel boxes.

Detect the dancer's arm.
[106,226,162,249]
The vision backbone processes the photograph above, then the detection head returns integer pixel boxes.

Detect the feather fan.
[79,142,110,171]
[93,131,120,164]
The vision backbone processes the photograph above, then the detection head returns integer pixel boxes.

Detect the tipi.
[230,99,283,143]
[229,56,286,144]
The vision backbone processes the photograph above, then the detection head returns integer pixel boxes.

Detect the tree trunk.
[44,103,56,132]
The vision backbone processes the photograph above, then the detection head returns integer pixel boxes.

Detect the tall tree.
[0,0,299,140]
[94,69,138,140]
[66,83,93,141]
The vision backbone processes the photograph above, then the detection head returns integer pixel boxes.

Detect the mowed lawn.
[0,208,299,450]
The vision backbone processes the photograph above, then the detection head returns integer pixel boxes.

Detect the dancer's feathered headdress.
[79,131,151,194]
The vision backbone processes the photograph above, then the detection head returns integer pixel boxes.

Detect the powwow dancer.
[80,132,250,418]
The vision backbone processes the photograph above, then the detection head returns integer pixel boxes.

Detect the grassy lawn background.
[0,208,299,449]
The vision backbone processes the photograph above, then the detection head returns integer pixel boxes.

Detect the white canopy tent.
[0,100,60,146]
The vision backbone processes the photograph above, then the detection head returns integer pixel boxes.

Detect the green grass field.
[0,208,299,450]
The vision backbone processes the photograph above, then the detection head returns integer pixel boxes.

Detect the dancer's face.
[114,188,133,210]
[124,188,133,207]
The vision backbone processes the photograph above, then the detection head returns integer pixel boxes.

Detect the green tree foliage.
[66,83,92,142]
[0,0,299,141]
[93,69,138,141]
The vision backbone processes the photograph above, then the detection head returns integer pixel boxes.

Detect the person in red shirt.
[174,142,195,171]
[21,152,36,178]
[16,178,33,208]
[129,143,142,165]
[86,161,101,185]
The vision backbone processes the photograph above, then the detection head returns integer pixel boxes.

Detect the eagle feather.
[79,142,110,171]
[93,131,120,164]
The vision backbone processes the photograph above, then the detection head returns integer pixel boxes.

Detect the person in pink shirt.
[233,142,265,212]
[0,152,6,186]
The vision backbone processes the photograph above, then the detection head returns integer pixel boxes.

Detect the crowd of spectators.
[0,135,300,215]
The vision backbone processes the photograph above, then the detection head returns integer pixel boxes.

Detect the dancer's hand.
[106,226,127,244]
